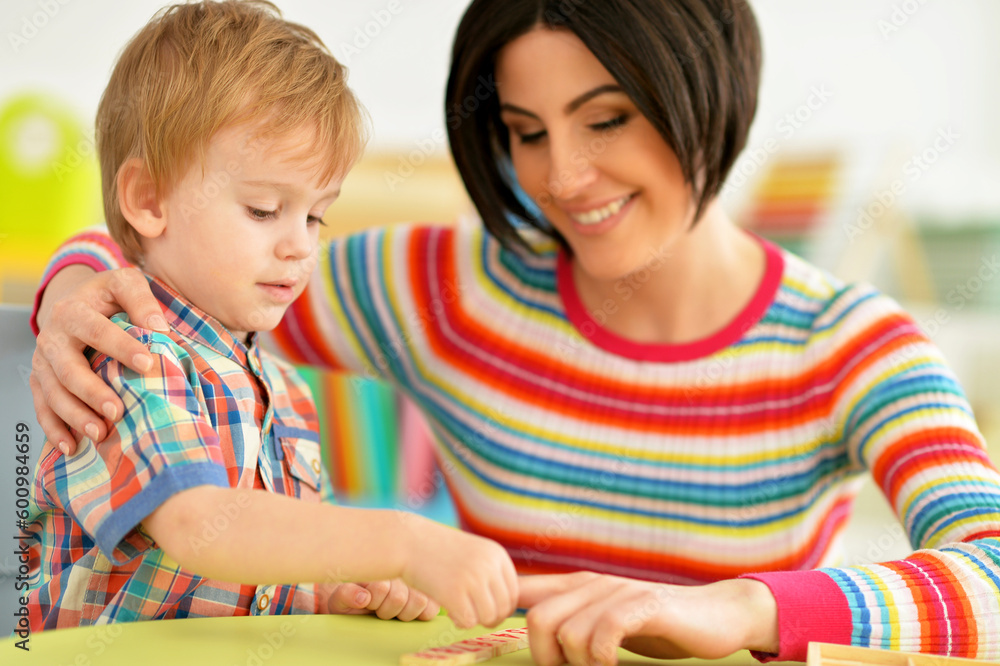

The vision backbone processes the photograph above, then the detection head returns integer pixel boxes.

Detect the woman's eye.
[591,114,630,132]
[517,129,546,145]
[247,207,276,220]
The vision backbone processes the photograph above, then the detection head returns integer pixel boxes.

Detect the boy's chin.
[243,305,294,332]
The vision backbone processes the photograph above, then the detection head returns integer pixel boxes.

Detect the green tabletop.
[5,614,760,665]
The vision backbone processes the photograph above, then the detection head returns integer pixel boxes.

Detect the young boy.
[25,0,516,631]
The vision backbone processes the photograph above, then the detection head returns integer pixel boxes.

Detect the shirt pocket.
[274,425,324,501]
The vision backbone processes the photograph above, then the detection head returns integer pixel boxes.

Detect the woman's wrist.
[35,264,97,330]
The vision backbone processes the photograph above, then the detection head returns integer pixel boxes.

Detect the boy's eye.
[247,207,277,220]
[307,215,327,227]
[590,114,630,132]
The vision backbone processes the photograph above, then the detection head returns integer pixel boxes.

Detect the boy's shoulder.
[112,312,186,352]
[86,313,195,374]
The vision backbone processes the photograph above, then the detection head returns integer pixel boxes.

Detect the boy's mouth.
[259,277,299,289]
[257,279,299,302]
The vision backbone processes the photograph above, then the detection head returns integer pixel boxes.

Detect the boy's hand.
[400,518,518,630]
[322,580,440,621]
[32,266,166,454]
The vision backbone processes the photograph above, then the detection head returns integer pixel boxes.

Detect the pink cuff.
[739,570,853,662]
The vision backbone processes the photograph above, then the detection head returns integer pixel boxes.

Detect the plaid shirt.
[27,276,334,630]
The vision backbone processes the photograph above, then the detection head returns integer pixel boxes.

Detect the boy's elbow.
[142,485,221,570]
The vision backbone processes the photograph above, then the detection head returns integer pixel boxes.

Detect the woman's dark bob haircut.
[446,0,762,252]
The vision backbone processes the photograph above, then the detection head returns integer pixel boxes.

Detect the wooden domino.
[399,627,529,665]
[808,643,996,666]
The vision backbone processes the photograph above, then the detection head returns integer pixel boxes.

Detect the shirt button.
[311,459,322,474]
[257,594,270,612]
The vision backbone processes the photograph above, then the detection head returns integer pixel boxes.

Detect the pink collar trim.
[556,235,785,362]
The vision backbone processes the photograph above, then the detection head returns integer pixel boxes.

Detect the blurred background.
[1,0,999,562]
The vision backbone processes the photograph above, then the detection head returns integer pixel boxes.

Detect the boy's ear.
[117,158,166,238]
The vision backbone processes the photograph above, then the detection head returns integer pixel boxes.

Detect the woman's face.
[495,28,696,282]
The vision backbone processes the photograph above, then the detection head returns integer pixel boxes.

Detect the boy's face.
[141,122,344,341]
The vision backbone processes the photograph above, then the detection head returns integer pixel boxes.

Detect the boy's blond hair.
[97,0,367,263]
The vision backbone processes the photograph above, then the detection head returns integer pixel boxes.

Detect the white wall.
[2,0,998,214]
[1,0,470,148]
[745,0,1000,218]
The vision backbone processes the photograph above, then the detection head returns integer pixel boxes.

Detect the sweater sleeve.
[31,227,131,335]
[266,224,446,387]
[743,286,1000,662]
[32,223,450,386]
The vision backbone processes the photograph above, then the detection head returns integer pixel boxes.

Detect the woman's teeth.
[570,194,632,225]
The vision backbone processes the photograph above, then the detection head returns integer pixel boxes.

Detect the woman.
[30,1,1000,665]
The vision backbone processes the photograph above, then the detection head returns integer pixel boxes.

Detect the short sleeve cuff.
[738,569,853,662]
[94,461,230,565]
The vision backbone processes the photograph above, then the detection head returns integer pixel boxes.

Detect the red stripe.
[871,429,994,502]
[452,487,853,584]
[884,553,977,656]
[275,282,344,369]
[408,229,926,434]
[558,235,785,362]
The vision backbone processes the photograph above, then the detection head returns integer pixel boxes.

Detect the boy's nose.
[277,223,315,262]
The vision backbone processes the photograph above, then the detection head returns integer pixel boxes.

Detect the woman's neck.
[570,202,767,346]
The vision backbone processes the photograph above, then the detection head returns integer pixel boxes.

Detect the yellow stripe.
[854,564,901,650]
[438,444,822,539]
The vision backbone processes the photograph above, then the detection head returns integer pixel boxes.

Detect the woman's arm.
[516,289,1000,665]
[31,224,429,451]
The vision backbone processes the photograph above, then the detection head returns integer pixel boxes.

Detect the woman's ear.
[117,158,166,238]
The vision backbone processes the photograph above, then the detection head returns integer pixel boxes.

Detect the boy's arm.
[144,485,409,585]
[48,325,514,627]
[143,484,515,629]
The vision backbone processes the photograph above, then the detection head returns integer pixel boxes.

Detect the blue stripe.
[480,231,563,318]
[330,231,399,382]
[428,410,850,524]
[273,424,319,441]
[939,544,1000,593]
[912,505,1000,548]
[811,287,878,335]
[823,568,876,647]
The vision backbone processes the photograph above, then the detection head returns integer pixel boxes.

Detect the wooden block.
[400,627,529,665]
[808,642,996,666]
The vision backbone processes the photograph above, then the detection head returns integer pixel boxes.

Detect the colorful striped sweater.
[39,224,1000,661]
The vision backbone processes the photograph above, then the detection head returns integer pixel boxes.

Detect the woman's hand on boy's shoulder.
[33,266,166,455]
[320,580,440,621]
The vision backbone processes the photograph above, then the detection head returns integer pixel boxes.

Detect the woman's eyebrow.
[565,84,624,113]
[499,83,625,119]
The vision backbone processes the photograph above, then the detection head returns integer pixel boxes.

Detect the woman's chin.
[574,253,668,288]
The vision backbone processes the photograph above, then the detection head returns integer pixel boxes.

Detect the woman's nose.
[546,135,599,200]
